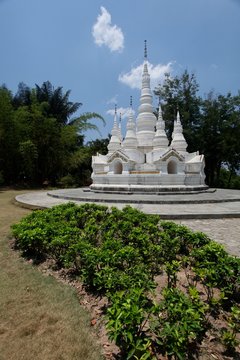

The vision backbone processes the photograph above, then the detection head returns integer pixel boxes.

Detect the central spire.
[136,40,156,152]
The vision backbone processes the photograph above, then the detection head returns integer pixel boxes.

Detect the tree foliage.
[155,72,240,187]
[0,81,105,186]
[155,70,201,152]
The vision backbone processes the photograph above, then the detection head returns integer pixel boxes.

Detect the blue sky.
[0,0,240,141]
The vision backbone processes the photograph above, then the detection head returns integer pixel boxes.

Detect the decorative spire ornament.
[107,104,121,154]
[176,109,181,124]
[123,96,138,150]
[171,110,187,152]
[118,112,122,142]
[153,99,169,149]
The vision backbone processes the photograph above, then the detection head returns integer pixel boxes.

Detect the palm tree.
[35,81,82,125]
[35,81,105,131]
[13,82,32,108]
[14,80,105,132]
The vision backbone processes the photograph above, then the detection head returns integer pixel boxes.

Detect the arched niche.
[167,159,178,174]
[114,160,123,174]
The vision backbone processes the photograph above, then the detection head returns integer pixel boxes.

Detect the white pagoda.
[90,43,206,193]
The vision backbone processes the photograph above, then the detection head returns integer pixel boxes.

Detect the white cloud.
[118,61,173,90]
[92,6,124,53]
[107,107,135,119]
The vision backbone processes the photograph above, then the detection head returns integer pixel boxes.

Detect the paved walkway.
[176,218,240,257]
[15,189,240,257]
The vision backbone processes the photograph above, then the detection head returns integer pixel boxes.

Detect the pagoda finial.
[158,98,163,122]
[118,112,122,142]
[144,40,147,60]
[114,104,117,115]
[176,107,180,124]
[130,96,133,108]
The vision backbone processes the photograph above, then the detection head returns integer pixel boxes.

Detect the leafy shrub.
[221,305,240,353]
[190,242,240,304]
[57,174,77,188]
[160,221,210,255]
[107,288,154,359]
[152,287,208,359]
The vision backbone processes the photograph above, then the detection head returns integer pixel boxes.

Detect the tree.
[35,81,82,125]
[19,140,38,183]
[62,137,110,187]
[200,92,240,186]
[0,86,20,183]
[223,93,240,183]
[15,95,98,185]
[154,70,201,152]
[86,136,110,156]
[154,71,240,187]
[13,100,62,184]
[1,81,105,186]
[12,82,31,108]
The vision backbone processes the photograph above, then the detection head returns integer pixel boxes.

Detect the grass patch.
[0,190,102,360]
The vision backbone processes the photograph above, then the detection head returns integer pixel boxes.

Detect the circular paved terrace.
[16,187,240,220]
[15,188,240,256]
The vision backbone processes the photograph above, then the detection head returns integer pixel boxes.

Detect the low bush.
[152,287,208,359]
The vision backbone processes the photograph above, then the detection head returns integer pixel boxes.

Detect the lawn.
[0,189,102,360]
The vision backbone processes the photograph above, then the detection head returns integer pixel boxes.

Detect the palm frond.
[68,112,105,134]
